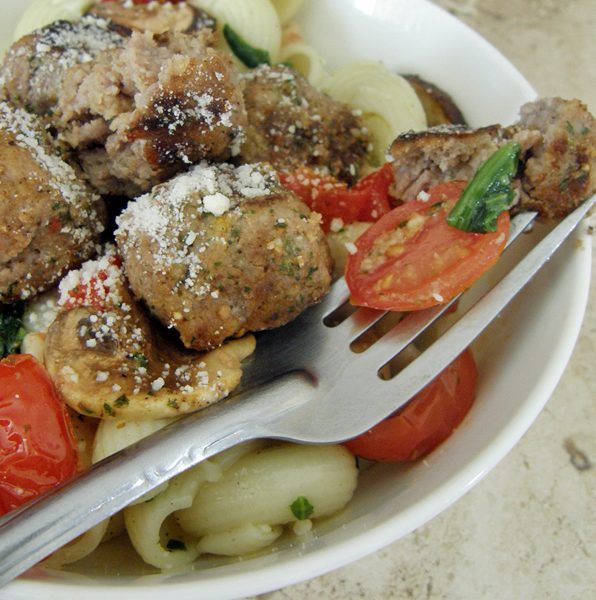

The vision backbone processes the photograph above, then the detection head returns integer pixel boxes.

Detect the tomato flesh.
[345,349,477,461]
[279,165,392,232]
[346,181,510,311]
[0,355,78,516]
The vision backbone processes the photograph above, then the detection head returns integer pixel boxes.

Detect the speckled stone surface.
[253,1,596,598]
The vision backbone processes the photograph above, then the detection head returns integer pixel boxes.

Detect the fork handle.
[0,371,314,588]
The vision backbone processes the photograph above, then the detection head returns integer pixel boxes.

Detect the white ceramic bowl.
[1,1,592,599]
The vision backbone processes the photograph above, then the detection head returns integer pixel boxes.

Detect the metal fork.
[0,196,593,586]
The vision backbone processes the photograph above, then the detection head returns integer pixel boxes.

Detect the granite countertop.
[256,1,596,598]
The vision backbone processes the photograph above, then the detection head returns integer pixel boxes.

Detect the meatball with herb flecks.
[0,14,128,117]
[240,65,370,184]
[0,102,105,303]
[115,162,332,351]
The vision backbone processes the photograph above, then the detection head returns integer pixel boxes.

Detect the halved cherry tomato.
[279,165,393,232]
[346,181,510,311]
[0,355,78,516]
[344,349,477,461]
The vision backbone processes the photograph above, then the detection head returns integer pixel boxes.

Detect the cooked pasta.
[189,0,282,62]
[43,519,110,568]
[196,522,283,556]
[124,441,265,570]
[93,418,175,504]
[12,0,94,41]
[270,0,306,25]
[176,444,358,540]
[323,61,427,162]
[279,41,328,87]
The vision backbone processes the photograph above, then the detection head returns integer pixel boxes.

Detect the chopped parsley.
[114,395,129,407]
[131,353,149,369]
[290,496,314,520]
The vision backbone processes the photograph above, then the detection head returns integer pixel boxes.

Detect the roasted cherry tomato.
[279,165,392,232]
[346,181,510,311]
[345,349,477,462]
[0,355,78,516]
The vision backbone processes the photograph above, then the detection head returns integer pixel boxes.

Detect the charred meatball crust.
[116,162,332,351]
[56,29,247,197]
[240,65,369,184]
[0,102,105,302]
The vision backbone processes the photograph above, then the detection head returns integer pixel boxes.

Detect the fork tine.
[355,197,593,394]
[325,210,538,363]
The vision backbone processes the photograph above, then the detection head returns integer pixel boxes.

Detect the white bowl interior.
[2,0,591,598]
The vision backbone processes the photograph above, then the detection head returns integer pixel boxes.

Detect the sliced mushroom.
[44,298,255,420]
[88,1,215,35]
[404,74,467,127]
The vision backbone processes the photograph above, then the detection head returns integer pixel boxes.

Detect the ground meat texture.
[0,15,127,116]
[56,29,247,197]
[388,125,505,202]
[240,65,369,184]
[0,102,105,302]
[115,162,332,351]
[515,97,596,219]
[88,0,216,35]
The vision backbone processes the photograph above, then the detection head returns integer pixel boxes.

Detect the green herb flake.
[223,24,270,68]
[0,303,26,358]
[447,141,521,233]
[131,352,149,369]
[166,538,187,552]
[114,395,129,408]
[565,120,575,135]
[167,399,180,410]
[290,496,314,520]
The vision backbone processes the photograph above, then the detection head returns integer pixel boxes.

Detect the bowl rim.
[2,0,592,598]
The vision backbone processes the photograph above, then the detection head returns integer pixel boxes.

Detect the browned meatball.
[0,15,127,116]
[0,102,105,302]
[115,162,332,350]
[56,29,247,197]
[88,0,216,35]
[516,97,596,219]
[240,65,369,183]
[388,125,505,202]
